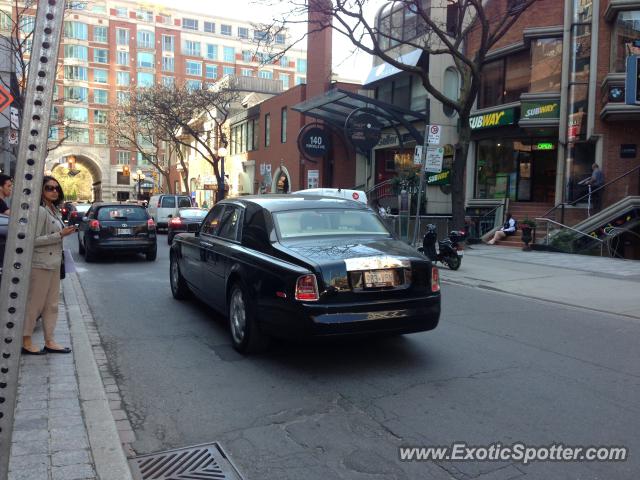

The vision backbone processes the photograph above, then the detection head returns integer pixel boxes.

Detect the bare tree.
[134,83,238,201]
[260,0,539,228]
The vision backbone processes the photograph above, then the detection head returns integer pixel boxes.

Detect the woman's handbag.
[60,250,66,280]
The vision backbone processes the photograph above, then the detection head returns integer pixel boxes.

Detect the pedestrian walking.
[22,176,76,355]
[0,173,12,215]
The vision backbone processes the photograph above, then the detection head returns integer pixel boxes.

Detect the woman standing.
[22,176,76,355]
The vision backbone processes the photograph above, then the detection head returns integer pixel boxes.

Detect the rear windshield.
[178,197,192,208]
[76,204,91,213]
[179,209,207,218]
[161,196,176,208]
[97,206,147,221]
[273,209,390,239]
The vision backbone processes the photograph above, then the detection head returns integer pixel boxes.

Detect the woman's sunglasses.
[44,185,60,192]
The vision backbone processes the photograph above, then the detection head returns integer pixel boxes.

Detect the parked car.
[167,208,208,245]
[0,214,7,280]
[169,194,441,353]
[77,203,157,262]
[148,194,193,231]
[68,203,91,226]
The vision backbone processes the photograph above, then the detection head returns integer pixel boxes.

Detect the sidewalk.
[9,273,133,480]
[439,244,640,319]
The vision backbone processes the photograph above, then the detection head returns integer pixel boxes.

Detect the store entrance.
[516,146,556,202]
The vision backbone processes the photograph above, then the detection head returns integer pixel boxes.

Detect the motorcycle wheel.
[446,255,462,271]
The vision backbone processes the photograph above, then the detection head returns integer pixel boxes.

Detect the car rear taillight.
[169,217,183,226]
[295,274,319,301]
[147,218,156,230]
[431,267,440,293]
[89,220,100,231]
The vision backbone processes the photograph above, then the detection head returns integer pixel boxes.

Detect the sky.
[151,0,385,82]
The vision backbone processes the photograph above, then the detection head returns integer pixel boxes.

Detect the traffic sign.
[427,124,441,145]
[413,145,423,165]
[8,130,18,145]
[425,146,444,173]
[0,85,13,112]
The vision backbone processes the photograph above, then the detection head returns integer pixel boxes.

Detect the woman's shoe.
[44,346,72,354]
[22,347,46,355]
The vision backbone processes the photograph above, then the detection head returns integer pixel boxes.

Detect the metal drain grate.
[129,442,244,480]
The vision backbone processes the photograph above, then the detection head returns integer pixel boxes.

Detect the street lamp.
[134,169,145,200]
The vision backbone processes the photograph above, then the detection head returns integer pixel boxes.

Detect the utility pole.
[0,1,65,476]
[412,99,431,245]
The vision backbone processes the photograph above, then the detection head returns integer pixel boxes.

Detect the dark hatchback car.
[169,195,441,353]
[78,203,157,262]
[167,207,208,245]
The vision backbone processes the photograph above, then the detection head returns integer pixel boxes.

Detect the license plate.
[457,250,464,256]
[364,269,396,288]
[117,228,132,235]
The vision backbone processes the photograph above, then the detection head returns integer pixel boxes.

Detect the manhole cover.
[129,442,244,480]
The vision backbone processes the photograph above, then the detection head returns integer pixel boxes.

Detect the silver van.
[148,194,192,230]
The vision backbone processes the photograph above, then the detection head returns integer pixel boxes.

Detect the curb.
[63,273,134,480]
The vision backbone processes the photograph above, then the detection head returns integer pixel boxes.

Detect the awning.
[292,88,428,141]
[364,49,423,86]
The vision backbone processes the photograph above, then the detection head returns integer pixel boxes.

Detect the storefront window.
[530,38,562,92]
[612,11,640,73]
[476,140,517,199]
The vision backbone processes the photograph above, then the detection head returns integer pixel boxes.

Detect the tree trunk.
[451,123,471,230]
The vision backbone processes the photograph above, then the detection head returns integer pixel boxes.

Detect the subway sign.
[427,169,451,186]
[469,108,516,130]
[521,101,560,120]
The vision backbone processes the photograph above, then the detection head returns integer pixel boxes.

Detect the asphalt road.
[68,234,640,480]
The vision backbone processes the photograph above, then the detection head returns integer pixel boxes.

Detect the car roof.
[220,194,370,212]
[90,202,147,208]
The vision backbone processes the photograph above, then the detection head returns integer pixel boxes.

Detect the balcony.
[599,73,640,121]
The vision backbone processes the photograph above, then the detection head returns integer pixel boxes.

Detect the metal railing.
[366,179,395,204]
[465,199,507,242]
[383,214,452,244]
[535,217,605,256]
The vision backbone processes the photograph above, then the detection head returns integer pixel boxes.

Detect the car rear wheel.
[78,234,85,255]
[84,242,97,262]
[146,245,157,261]
[228,282,269,354]
[169,254,190,300]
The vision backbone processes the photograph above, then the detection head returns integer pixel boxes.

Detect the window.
[275,33,286,45]
[162,56,174,72]
[64,45,88,60]
[93,89,108,104]
[93,68,108,83]
[114,50,129,66]
[159,14,172,25]
[295,76,306,85]
[273,210,388,239]
[612,11,640,72]
[162,35,174,52]
[49,127,58,140]
[116,28,129,46]
[137,72,154,87]
[281,107,287,143]
[478,50,531,108]
[186,80,202,91]
[19,15,35,34]
[186,60,202,76]
[241,68,253,77]
[93,26,107,43]
[117,173,131,186]
[204,21,215,33]
[162,76,175,86]
[116,71,130,86]
[296,59,307,73]
[137,30,154,49]
[93,48,108,63]
[0,11,11,32]
[478,60,504,109]
[205,64,217,79]
[64,107,88,122]
[66,1,88,10]
[94,129,107,144]
[264,113,270,147]
[64,21,88,40]
[67,127,89,143]
[136,9,153,22]
[223,46,235,62]
[259,70,273,79]
[91,4,107,13]
[117,91,130,103]
[137,52,155,68]
[115,7,127,17]
[223,66,235,76]
[64,66,88,81]
[376,1,429,50]
[117,151,131,165]
[221,24,232,36]
[238,27,249,39]
[161,196,176,208]
[280,73,289,89]
[206,44,218,60]
[183,40,201,56]
[442,68,459,117]
[254,30,269,42]
[243,50,252,62]
[182,18,198,30]
[218,207,241,241]
[530,38,562,91]
[279,56,289,67]
[94,110,107,124]
[201,205,225,235]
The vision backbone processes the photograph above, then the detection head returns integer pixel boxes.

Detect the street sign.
[10,106,19,129]
[427,124,441,145]
[8,130,18,144]
[0,84,13,112]
[413,145,423,165]
[425,147,444,173]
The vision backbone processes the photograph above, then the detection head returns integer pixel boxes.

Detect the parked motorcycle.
[420,224,465,270]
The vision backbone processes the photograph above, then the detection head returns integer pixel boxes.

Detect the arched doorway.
[47,153,103,201]
[272,166,291,194]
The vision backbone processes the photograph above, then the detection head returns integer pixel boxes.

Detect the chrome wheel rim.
[170,259,179,292]
[230,289,246,344]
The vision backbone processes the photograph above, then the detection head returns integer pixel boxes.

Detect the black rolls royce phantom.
[169,195,441,353]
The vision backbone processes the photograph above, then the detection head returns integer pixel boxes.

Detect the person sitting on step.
[488,213,517,245]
